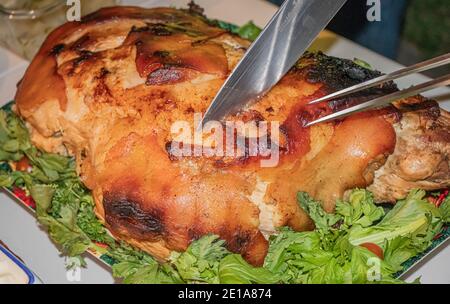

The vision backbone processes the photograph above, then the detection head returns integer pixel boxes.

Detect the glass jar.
[0,0,119,60]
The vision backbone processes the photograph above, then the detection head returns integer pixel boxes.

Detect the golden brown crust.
[15,7,450,266]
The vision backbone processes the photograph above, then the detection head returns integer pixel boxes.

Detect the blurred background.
[0,0,448,76]
[270,0,450,77]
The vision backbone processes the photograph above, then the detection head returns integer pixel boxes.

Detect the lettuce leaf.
[439,195,450,223]
[0,110,112,258]
[113,235,279,284]
[233,21,262,41]
[264,229,334,283]
[215,20,262,41]
[169,235,229,283]
[336,190,385,228]
[218,255,280,284]
[347,190,443,248]
[31,184,92,256]
[263,227,398,284]
[265,189,446,283]
[298,192,342,232]
[114,262,184,284]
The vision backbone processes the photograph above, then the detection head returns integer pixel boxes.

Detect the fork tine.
[305,74,450,127]
[309,53,450,105]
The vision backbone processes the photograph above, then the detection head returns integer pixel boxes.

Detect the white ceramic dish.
[0,243,42,284]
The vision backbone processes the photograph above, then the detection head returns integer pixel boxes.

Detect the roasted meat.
[14,7,450,266]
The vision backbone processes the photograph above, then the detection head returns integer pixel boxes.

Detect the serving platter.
[1,113,449,281]
[0,0,449,283]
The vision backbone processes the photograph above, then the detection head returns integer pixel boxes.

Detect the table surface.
[0,0,448,284]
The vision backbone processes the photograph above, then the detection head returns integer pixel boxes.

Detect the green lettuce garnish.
[215,20,262,41]
[233,21,262,41]
[218,254,280,284]
[441,195,450,223]
[353,58,373,70]
[278,189,447,283]
[0,107,447,284]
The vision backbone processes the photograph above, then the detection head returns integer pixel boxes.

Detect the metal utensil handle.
[310,53,450,104]
[306,74,450,126]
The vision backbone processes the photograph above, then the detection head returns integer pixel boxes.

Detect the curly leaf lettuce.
[298,192,342,232]
[336,190,385,228]
[218,254,280,284]
[441,195,450,223]
[290,190,447,283]
[31,184,92,257]
[347,190,443,248]
[0,110,112,258]
[169,235,229,283]
[215,20,262,41]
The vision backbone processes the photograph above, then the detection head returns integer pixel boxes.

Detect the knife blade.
[200,0,347,127]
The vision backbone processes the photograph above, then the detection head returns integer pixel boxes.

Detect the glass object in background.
[0,0,119,60]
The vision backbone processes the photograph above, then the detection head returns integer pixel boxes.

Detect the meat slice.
[368,99,450,201]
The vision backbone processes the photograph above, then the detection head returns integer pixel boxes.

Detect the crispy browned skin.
[15,7,450,266]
